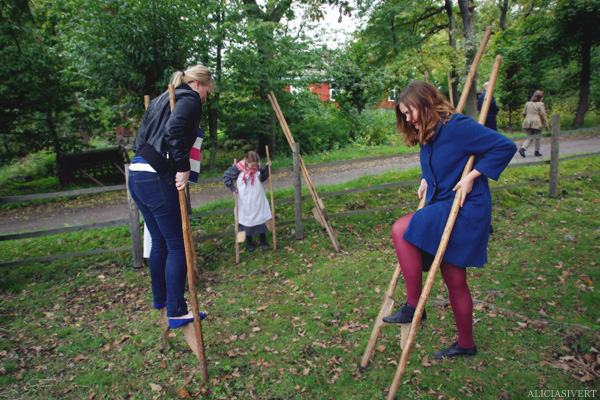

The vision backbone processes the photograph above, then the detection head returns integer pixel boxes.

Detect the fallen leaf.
[149,383,162,392]
[176,388,190,399]
[420,355,432,367]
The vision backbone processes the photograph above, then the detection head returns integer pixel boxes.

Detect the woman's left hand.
[453,169,481,207]
[175,171,190,191]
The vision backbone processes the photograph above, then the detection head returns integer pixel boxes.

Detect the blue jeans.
[128,171,188,317]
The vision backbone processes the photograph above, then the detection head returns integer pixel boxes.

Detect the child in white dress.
[222,151,272,251]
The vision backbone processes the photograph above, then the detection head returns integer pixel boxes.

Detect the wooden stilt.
[267,92,340,252]
[160,308,170,351]
[168,85,208,381]
[233,159,245,263]
[455,26,493,114]
[360,263,402,369]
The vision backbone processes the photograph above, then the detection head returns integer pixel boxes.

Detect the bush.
[348,109,397,146]
[0,150,55,182]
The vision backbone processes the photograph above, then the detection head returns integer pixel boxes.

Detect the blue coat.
[404,114,517,268]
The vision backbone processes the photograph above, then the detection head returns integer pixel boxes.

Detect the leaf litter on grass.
[0,157,599,399]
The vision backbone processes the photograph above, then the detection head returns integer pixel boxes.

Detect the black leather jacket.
[133,83,202,184]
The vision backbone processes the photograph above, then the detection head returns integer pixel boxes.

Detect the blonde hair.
[170,64,214,89]
[245,151,260,169]
[395,81,455,147]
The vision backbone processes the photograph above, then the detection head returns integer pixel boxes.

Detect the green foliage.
[286,91,351,154]
[58,0,201,100]
[0,150,55,184]
[325,42,384,114]
[0,0,79,162]
[347,109,398,146]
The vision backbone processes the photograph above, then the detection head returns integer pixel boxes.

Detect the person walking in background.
[477,81,500,131]
[223,151,273,252]
[128,65,214,329]
[519,90,550,157]
[382,81,516,359]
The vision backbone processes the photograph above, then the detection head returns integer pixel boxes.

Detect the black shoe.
[534,151,542,157]
[382,303,427,324]
[518,148,526,157]
[260,242,269,251]
[246,242,255,252]
[433,342,477,359]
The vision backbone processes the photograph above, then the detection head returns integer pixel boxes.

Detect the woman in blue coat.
[382,81,517,359]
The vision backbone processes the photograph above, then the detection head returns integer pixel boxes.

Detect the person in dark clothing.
[383,81,516,359]
[128,65,214,329]
[477,81,500,131]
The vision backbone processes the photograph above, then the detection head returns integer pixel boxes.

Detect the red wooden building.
[286,83,396,109]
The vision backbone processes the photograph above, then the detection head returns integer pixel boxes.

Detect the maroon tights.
[391,212,475,348]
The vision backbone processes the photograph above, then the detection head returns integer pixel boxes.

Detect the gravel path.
[1,134,598,235]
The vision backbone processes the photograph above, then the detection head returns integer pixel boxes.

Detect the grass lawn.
[0,157,598,399]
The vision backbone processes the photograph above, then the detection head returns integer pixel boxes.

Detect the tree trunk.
[499,0,508,31]
[206,95,219,172]
[457,0,478,118]
[242,0,291,157]
[444,0,459,104]
[574,35,591,127]
[46,104,62,156]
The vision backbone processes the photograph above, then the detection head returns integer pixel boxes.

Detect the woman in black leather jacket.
[128,65,213,329]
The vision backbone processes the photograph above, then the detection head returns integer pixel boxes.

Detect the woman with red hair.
[383,81,517,359]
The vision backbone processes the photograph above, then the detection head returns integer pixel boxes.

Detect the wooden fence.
[1,117,599,267]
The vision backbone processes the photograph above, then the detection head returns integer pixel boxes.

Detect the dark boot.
[382,302,427,324]
[534,151,542,157]
[246,237,255,252]
[433,342,477,359]
[259,233,269,250]
[518,148,526,157]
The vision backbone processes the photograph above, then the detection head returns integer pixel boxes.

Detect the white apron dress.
[236,170,272,234]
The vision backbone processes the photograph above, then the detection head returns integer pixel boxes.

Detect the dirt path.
[1,134,598,235]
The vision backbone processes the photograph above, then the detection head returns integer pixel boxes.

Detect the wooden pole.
[386,55,502,400]
[455,26,493,114]
[265,146,277,250]
[360,263,402,369]
[168,84,209,381]
[234,158,241,264]
[446,67,454,107]
[293,143,304,240]
[267,92,340,252]
[549,114,560,198]
[234,191,241,263]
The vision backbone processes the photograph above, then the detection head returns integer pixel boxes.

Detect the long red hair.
[394,81,456,147]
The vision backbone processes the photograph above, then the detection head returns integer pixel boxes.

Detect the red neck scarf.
[236,160,259,185]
